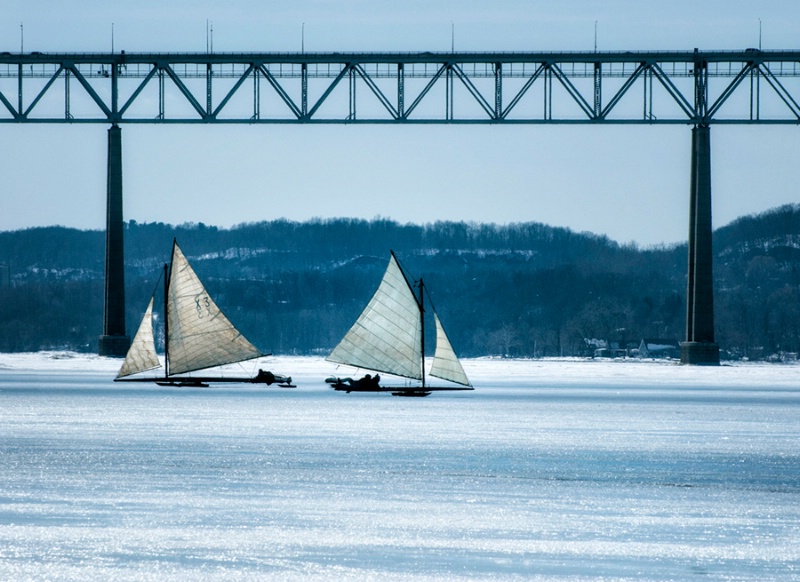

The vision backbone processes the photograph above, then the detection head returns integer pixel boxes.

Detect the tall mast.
[164,245,172,376]
[419,277,425,389]
[163,262,169,376]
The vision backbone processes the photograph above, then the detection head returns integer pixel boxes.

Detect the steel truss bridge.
[3,49,799,363]
[2,50,800,124]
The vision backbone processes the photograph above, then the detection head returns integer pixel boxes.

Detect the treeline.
[2,206,800,359]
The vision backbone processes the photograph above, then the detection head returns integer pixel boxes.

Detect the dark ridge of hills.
[1,205,800,359]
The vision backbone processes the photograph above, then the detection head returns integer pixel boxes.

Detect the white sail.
[116,297,162,378]
[327,254,423,380]
[429,312,471,386]
[166,243,262,375]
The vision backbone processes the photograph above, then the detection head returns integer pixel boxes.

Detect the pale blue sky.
[1,1,799,245]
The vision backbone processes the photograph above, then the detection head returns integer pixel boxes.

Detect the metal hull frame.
[114,375,296,388]
[326,378,471,397]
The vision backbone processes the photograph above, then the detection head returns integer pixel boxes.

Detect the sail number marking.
[195,295,212,319]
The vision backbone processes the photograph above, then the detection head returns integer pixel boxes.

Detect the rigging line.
[390,253,443,326]
[389,250,421,309]
[420,276,441,315]
[147,264,166,302]
[392,254,443,322]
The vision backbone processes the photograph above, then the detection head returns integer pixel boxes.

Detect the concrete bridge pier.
[681,125,720,365]
[98,124,130,357]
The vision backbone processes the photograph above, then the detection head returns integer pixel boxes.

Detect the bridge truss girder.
[1,50,800,124]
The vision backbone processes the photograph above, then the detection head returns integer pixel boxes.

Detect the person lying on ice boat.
[254,369,294,386]
[327,373,381,391]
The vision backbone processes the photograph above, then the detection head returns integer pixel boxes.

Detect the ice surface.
[1,353,799,580]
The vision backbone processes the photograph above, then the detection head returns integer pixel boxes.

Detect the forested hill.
[2,204,800,360]
[0,218,635,276]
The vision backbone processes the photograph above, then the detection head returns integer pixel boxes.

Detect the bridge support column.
[98,124,130,356]
[681,125,719,365]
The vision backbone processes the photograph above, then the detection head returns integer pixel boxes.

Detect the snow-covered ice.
[1,353,799,580]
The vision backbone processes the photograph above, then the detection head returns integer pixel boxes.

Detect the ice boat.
[325,251,472,397]
[115,239,293,387]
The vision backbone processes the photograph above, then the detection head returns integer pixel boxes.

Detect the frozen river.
[1,353,799,580]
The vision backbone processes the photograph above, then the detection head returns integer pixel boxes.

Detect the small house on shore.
[638,338,680,359]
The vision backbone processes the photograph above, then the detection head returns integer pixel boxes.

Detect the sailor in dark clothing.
[326,373,381,391]
[255,369,294,386]
[255,369,276,385]
[344,373,381,389]
[355,373,380,388]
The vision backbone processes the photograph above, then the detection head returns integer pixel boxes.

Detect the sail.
[166,243,262,375]
[327,254,423,380]
[117,297,162,378]
[429,312,471,386]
